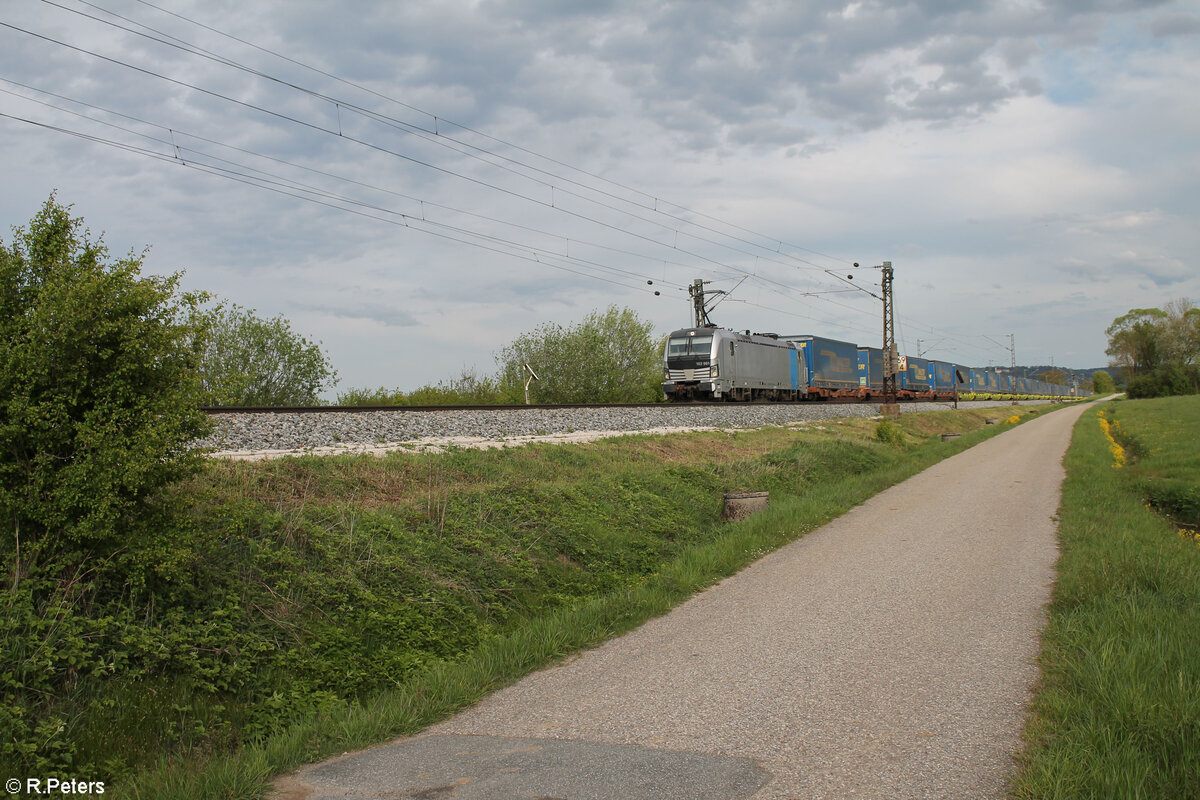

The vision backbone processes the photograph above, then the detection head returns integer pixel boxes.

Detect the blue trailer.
[857,347,884,393]
[783,335,860,398]
[898,355,933,397]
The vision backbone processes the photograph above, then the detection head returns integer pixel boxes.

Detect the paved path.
[277,402,1092,800]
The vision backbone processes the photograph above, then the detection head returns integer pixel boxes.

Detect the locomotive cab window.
[667,335,713,357]
[729,341,735,356]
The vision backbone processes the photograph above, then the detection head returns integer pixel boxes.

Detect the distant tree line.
[1106,299,1200,398]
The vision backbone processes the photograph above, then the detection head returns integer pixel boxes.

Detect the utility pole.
[880,261,899,417]
[984,333,1018,405]
[1010,333,1017,405]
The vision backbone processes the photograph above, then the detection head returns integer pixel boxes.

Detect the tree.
[0,197,211,570]
[197,304,338,406]
[1092,370,1115,395]
[1105,307,1168,381]
[1160,298,1200,367]
[1038,369,1067,385]
[496,306,664,403]
[1105,300,1200,397]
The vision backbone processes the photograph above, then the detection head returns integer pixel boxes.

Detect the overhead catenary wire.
[113,0,853,271]
[2,5,1023,362]
[33,0,857,279]
[2,19,838,292]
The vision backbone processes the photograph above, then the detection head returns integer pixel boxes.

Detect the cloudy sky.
[3,0,1198,397]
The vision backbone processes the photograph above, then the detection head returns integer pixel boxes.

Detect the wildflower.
[1097,411,1126,468]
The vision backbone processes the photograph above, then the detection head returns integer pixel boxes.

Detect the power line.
[41,0,855,280]
[3,6,1030,361]
[121,0,855,270]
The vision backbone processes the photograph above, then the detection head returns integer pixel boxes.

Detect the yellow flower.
[1097,411,1125,468]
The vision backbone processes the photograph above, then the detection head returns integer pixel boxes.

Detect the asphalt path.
[276,402,1093,800]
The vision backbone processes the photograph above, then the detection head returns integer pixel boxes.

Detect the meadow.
[1013,395,1200,799]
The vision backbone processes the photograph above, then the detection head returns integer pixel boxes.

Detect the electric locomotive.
[662,327,807,401]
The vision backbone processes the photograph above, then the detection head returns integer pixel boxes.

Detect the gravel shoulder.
[203,400,1052,459]
[278,401,1091,799]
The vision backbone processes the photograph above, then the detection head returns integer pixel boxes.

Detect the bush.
[1126,364,1200,399]
[0,196,213,775]
[0,196,211,569]
[874,419,904,446]
[496,306,664,404]
[197,303,337,406]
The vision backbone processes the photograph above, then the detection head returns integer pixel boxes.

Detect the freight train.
[662,327,1085,402]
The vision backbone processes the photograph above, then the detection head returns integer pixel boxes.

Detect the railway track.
[197,399,1058,459]
[200,397,948,415]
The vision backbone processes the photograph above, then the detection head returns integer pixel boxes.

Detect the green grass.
[0,403,1071,798]
[1012,395,1200,799]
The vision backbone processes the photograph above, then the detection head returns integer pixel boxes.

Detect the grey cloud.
[1149,13,1200,37]
[1109,252,1192,288]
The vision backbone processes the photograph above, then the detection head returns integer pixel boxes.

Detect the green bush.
[496,306,665,403]
[0,196,214,775]
[874,418,904,446]
[0,195,211,569]
[1126,364,1200,398]
[197,303,338,406]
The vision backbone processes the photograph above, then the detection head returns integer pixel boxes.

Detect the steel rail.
[199,396,976,414]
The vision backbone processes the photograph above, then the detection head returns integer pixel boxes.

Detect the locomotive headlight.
[711,366,719,378]
[664,369,670,380]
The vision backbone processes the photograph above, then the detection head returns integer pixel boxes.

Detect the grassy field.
[1013,395,1200,799]
[33,403,1056,799]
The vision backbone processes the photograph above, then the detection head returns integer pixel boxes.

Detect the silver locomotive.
[662,327,807,401]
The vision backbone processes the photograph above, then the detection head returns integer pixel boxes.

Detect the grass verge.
[1012,395,1200,799]
[2,402,1075,799]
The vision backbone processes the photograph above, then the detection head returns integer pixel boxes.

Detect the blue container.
[954,364,971,392]
[784,335,859,390]
[900,355,932,391]
[857,347,884,391]
[931,360,966,393]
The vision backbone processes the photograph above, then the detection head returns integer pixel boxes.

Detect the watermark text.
[5,778,105,796]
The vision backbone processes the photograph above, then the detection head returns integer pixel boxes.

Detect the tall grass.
[1013,396,1200,799]
[3,405,1061,798]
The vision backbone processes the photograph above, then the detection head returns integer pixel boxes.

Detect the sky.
[2,0,1198,398]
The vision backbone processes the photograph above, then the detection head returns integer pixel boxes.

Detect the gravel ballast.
[200,400,1053,458]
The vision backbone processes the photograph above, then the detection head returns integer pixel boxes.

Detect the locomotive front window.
[667,336,713,357]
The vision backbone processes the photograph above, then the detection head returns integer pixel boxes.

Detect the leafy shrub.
[1126,364,1200,399]
[197,303,337,406]
[496,306,665,403]
[874,419,904,446]
[0,196,213,775]
[0,195,211,569]
[339,368,506,406]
